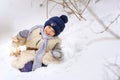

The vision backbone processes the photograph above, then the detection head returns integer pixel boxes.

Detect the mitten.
[52,50,62,59]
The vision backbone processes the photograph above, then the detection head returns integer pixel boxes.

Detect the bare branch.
[87,7,120,39]
[49,3,58,15]
[40,0,47,7]
[104,64,120,78]
[95,0,101,3]
[46,0,48,18]
[63,0,82,21]
[73,0,78,9]
[104,60,120,79]
[100,14,120,33]
[50,0,87,21]
[69,0,86,20]
[81,0,91,14]
[49,0,63,5]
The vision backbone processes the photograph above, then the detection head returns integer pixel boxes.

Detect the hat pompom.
[60,15,68,23]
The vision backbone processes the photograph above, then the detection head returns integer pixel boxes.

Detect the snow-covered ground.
[0,0,120,80]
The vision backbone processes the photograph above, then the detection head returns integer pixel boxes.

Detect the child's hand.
[10,48,21,57]
[10,52,20,57]
[52,50,62,59]
[10,45,26,57]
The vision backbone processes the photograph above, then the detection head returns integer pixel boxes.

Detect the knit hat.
[44,15,68,36]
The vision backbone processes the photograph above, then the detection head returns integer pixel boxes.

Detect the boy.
[10,15,68,72]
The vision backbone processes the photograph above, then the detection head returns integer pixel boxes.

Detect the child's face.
[44,26,55,37]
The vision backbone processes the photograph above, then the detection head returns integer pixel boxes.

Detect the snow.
[0,0,120,80]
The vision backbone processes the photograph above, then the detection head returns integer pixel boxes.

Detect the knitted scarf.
[27,25,53,71]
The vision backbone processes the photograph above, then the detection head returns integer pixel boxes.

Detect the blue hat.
[44,15,68,36]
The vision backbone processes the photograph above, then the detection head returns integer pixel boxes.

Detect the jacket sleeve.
[52,43,64,60]
[12,30,29,47]
[19,30,29,38]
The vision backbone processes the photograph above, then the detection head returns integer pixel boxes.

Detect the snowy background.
[0,0,120,80]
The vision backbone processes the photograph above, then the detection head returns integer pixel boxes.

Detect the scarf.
[27,25,53,71]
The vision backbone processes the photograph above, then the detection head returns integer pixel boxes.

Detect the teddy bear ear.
[60,15,68,23]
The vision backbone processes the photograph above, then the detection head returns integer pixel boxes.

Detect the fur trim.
[12,50,35,69]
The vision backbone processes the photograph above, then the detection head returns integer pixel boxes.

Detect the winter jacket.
[11,25,63,69]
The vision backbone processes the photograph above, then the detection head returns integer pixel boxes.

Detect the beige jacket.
[11,27,63,69]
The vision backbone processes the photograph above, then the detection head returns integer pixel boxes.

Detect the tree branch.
[50,0,87,21]
[49,0,63,5]
[46,0,48,18]
[104,64,120,78]
[81,0,91,14]
[63,0,82,21]
[100,14,120,33]
[69,0,86,20]
[87,7,120,39]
